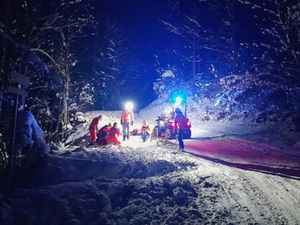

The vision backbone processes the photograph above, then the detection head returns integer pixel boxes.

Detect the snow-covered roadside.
[1,102,300,224]
[2,136,300,224]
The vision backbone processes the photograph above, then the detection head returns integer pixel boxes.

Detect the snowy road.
[141,136,300,224]
[2,138,300,224]
[165,136,300,180]
[2,109,300,224]
[113,137,300,224]
[203,163,300,224]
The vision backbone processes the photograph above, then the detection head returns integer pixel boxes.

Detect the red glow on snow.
[181,137,300,168]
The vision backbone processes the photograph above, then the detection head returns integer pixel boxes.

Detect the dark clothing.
[97,125,110,145]
[141,132,150,142]
[177,129,185,149]
[141,125,150,141]
[122,122,130,141]
[97,125,110,139]
[174,113,189,130]
[174,112,188,150]
[97,138,107,145]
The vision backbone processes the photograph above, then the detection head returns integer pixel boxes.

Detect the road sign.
[10,71,30,87]
[7,86,28,97]
[7,72,29,97]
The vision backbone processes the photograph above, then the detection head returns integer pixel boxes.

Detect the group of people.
[89,106,188,150]
[88,115,121,145]
[88,107,151,146]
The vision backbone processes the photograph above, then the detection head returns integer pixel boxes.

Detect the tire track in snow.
[213,165,300,224]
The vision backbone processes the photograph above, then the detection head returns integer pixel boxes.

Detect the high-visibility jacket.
[121,110,134,123]
[174,113,189,131]
[107,125,121,145]
[141,125,150,134]
[89,116,101,131]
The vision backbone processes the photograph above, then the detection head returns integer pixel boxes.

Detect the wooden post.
[6,94,19,200]
[5,72,29,201]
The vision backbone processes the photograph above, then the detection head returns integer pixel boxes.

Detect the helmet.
[175,108,182,114]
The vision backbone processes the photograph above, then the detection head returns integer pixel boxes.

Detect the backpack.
[130,129,140,136]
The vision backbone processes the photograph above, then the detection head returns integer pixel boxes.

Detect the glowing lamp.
[175,96,183,104]
[125,102,134,111]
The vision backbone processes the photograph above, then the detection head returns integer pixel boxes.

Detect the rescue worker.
[141,120,151,142]
[120,106,134,141]
[173,108,189,151]
[97,123,112,145]
[89,115,102,143]
[107,122,121,145]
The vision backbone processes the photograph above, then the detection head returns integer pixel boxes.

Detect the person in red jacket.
[173,108,189,150]
[121,103,134,141]
[89,115,102,143]
[97,123,112,145]
[107,122,121,145]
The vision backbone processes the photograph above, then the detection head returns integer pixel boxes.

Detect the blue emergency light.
[175,96,183,104]
[172,92,186,104]
[172,93,187,116]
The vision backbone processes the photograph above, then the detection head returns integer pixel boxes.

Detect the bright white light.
[125,102,134,111]
[175,96,183,103]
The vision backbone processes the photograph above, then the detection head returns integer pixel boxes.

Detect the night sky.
[1,0,299,112]
[108,0,172,110]
[111,0,169,57]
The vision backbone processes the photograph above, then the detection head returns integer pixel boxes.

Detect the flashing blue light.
[171,92,187,116]
[175,96,183,104]
[173,92,186,103]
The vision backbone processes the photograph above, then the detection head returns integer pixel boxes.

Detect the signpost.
[5,71,29,201]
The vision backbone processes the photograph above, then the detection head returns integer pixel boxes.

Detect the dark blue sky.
[111,0,170,55]
[108,0,172,110]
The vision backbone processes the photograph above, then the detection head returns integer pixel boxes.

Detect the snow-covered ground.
[1,98,300,225]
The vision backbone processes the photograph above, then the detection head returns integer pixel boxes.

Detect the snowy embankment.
[1,98,300,224]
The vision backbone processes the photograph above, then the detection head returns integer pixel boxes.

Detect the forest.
[0,0,300,166]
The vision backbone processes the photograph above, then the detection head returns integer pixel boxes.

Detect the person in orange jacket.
[141,120,151,142]
[121,107,134,141]
[107,122,121,145]
[89,115,102,143]
[173,108,189,151]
